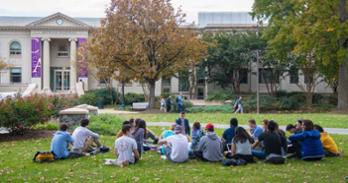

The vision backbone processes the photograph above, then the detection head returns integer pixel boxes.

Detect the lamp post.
[256,50,260,114]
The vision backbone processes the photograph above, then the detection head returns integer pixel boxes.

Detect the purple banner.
[78,38,88,78]
[31,38,42,78]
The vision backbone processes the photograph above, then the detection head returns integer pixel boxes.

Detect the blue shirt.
[289,130,324,159]
[251,126,263,140]
[50,131,74,159]
[222,127,236,144]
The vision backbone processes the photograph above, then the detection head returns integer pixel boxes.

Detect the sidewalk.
[147,122,348,135]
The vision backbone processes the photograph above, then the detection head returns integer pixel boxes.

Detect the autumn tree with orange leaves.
[87,0,206,109]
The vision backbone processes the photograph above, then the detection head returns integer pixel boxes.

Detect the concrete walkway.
[147,122,348,135]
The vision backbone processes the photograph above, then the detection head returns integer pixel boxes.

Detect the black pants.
[193,151,208,161]
[288,140,301,158]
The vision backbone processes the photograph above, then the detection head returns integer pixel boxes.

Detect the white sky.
[0,0,254,23]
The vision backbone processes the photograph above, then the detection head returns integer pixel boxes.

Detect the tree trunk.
[305,92,313,108]
[148,80,156,109]
[338,63,348,110]
[338,0,348,110]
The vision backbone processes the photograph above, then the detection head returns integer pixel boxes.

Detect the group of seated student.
[50,119,105,160]
[51,113,341,167]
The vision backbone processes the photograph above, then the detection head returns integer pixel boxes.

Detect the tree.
[88,0,206,108]
[252,0,348,110]
[0,58,7,70]
[202,32,265,94]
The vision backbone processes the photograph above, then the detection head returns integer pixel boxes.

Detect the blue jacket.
[50,131,74,159]
[222,127,236,144]
[176,118,190,136]
[289,130,324,159]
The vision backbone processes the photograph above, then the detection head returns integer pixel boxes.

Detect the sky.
[0,0,254,23]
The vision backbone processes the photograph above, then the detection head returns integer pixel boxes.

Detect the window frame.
[10,67,22,83]
[57,44,70,57]
[9,41,22,56]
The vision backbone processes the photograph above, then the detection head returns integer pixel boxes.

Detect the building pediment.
[26,12,90,29]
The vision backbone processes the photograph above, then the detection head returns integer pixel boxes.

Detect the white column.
[69,38,77,93]
[42,38,51,92]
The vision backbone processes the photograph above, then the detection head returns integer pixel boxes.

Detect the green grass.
[120,113,348,128]
[1,127,348,182]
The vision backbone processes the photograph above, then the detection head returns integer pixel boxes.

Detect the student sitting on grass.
[72,119,102,155]
[314,124,341,157]
[158,125,189,163]
[252,121,287,159]
[116,120,131,138]
[106,124,140,167]
[289,120,324,161]
[229,127,255,163]
[50,124,76,159]
[248,119,263,140]
[191,121,205,152]
[222,118,238,151]
[132,119,147,157]
[194,123,224,162]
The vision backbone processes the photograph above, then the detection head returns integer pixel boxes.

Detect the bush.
[88,114,125,136]
[79,92,98,106]
[187,105,231,113]
[33,121,59,131]
[278,96,301,110]
[81,88,118,107]
[124,93,145,105]
[49,95,80,117]
[244,95,279,112]
[206,90,235,101]
[0,95,52,129]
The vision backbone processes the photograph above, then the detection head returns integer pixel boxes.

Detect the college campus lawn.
[121,113,348,129]
[1,127,348,183]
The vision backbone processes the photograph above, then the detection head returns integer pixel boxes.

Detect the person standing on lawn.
[108,124,140,167]
[289,120,324,161]
[176,94,184,113]
[50,124,75,159]
[166,96,172,112]
[233,96,243,113]
[158,125,189,163]
[160,96,166,112]
[194,123,224,162]
[72,119,102,155]
[176,112,190,136]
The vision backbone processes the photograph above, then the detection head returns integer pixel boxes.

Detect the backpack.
[222,158,247,166]
[265,153,285,164]
[33,151,55,163]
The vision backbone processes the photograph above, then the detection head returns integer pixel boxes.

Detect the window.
[239,69,248,84]
[10,68,21,83]
[289,68,299,84]
[57,44,69,57]
[259,68,279,84]
[162,78,171,86]
[99,77,110,85]
[10,41,21,56]
[179,72,190,92]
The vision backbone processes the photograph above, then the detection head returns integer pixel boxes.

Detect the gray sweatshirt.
[197,132,224,162]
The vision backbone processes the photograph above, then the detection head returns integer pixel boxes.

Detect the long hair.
[233,127,254,144]
[135,119,147,137]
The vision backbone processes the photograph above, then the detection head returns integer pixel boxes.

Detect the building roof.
[198,12,258,28]
[0,14,101,27]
